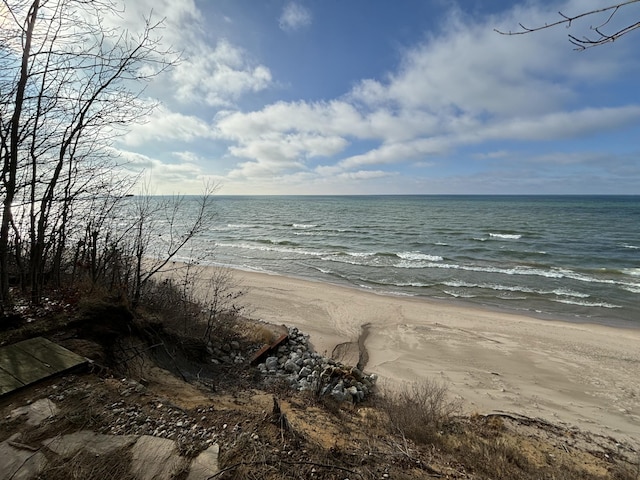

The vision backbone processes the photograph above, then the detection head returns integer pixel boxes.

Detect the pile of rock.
[206,340,245,365]
[256,327,377,403]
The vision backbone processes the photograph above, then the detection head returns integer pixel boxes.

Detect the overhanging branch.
[495,0,640,49]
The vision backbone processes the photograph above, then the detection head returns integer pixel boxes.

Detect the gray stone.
[265,356,278,370]
[10,398,58,426]
[187,444,220,480]
[298,366,312,378]
[284,359,299,373]
[130,435,187,480]
[44,431,137,458]
[0,433,47,480]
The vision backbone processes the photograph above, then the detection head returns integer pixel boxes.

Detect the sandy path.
[192,267,640,449]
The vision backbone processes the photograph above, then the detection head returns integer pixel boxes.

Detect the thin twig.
[494,0,640,49]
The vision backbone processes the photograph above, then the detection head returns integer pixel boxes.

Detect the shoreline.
[184,264,640,450]
[206,262,640,331]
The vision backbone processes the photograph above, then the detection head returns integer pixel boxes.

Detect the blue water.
[163,195,640,328]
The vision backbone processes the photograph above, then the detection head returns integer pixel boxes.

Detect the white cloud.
[475,106,640,142]
[109,0,640,193]
[116,149,219,194]
[116,1,272,107]
[337,170,392,181]
[172,39,272,107]
[279,3,312,32]
[122,105,214,146]
[208,0,640,185]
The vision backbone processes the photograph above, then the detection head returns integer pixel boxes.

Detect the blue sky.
[114,0,640,195]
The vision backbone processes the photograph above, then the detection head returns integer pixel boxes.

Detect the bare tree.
[117,182,220,307]
[0,0,175,309]
[495,0,640,50]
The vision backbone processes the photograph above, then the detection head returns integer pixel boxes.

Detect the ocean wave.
[443,290,477,298]
[395,261,567,279]
[622,268,640,277]
[442,280,590,298]
[292,223,317,229]
[321,255,373,266]
[496,294,529,300]
[397,252,444,262]
[489,233,522,240]
[226,223,254,229]
[552,298,622,309]
[216,242,326,257]
[551,288,590,298]
[621,285,640,294]
[623,244,640,250]
[255,238,300,247]
[392,281,432,288]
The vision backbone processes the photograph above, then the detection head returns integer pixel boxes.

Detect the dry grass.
[39,447,135,480]
[379,378,461,445]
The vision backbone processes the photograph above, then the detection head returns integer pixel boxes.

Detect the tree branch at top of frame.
[494,0,640,50]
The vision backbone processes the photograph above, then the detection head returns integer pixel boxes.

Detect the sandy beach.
[216,267,640,449]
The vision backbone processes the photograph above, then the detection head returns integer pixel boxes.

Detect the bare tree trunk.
[0,0,40,310]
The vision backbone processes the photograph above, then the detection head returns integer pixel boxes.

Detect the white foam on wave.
[392,281,432,288]
[443,290,477,298]
[322,255,370,266]
[397,261,567,279]
[397,252,443,262]
[624,244,640,250]
[552,298,622,309]
[489,233,522,240]
[442,280,590,298]
[216,242,326,257]
[292,223,317,229]
[226,223,254,229]
[622,268,640,277]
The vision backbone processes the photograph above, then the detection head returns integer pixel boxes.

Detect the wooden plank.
[250,333,289,366]
[14,337,86,372]
[0,369,26,396]
[0,344,55,386]
[0,337,87,397]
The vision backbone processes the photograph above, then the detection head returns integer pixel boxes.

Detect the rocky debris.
[206,340,246,365]
[7,426,220,480]
[103,398,220,453]
[256,327,377,403]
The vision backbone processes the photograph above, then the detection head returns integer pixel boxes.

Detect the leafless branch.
[495,0,640,49]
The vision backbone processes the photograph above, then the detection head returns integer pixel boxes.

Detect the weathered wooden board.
[250,333,289,366]
[0,337,87,396]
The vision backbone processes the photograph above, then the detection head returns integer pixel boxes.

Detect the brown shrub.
[379,378,460,445]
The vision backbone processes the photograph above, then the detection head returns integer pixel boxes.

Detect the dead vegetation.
[1,279,639,479]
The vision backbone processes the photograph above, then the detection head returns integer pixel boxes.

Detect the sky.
[112,0,640,195]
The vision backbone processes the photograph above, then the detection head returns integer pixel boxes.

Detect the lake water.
[160,195,640,328]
